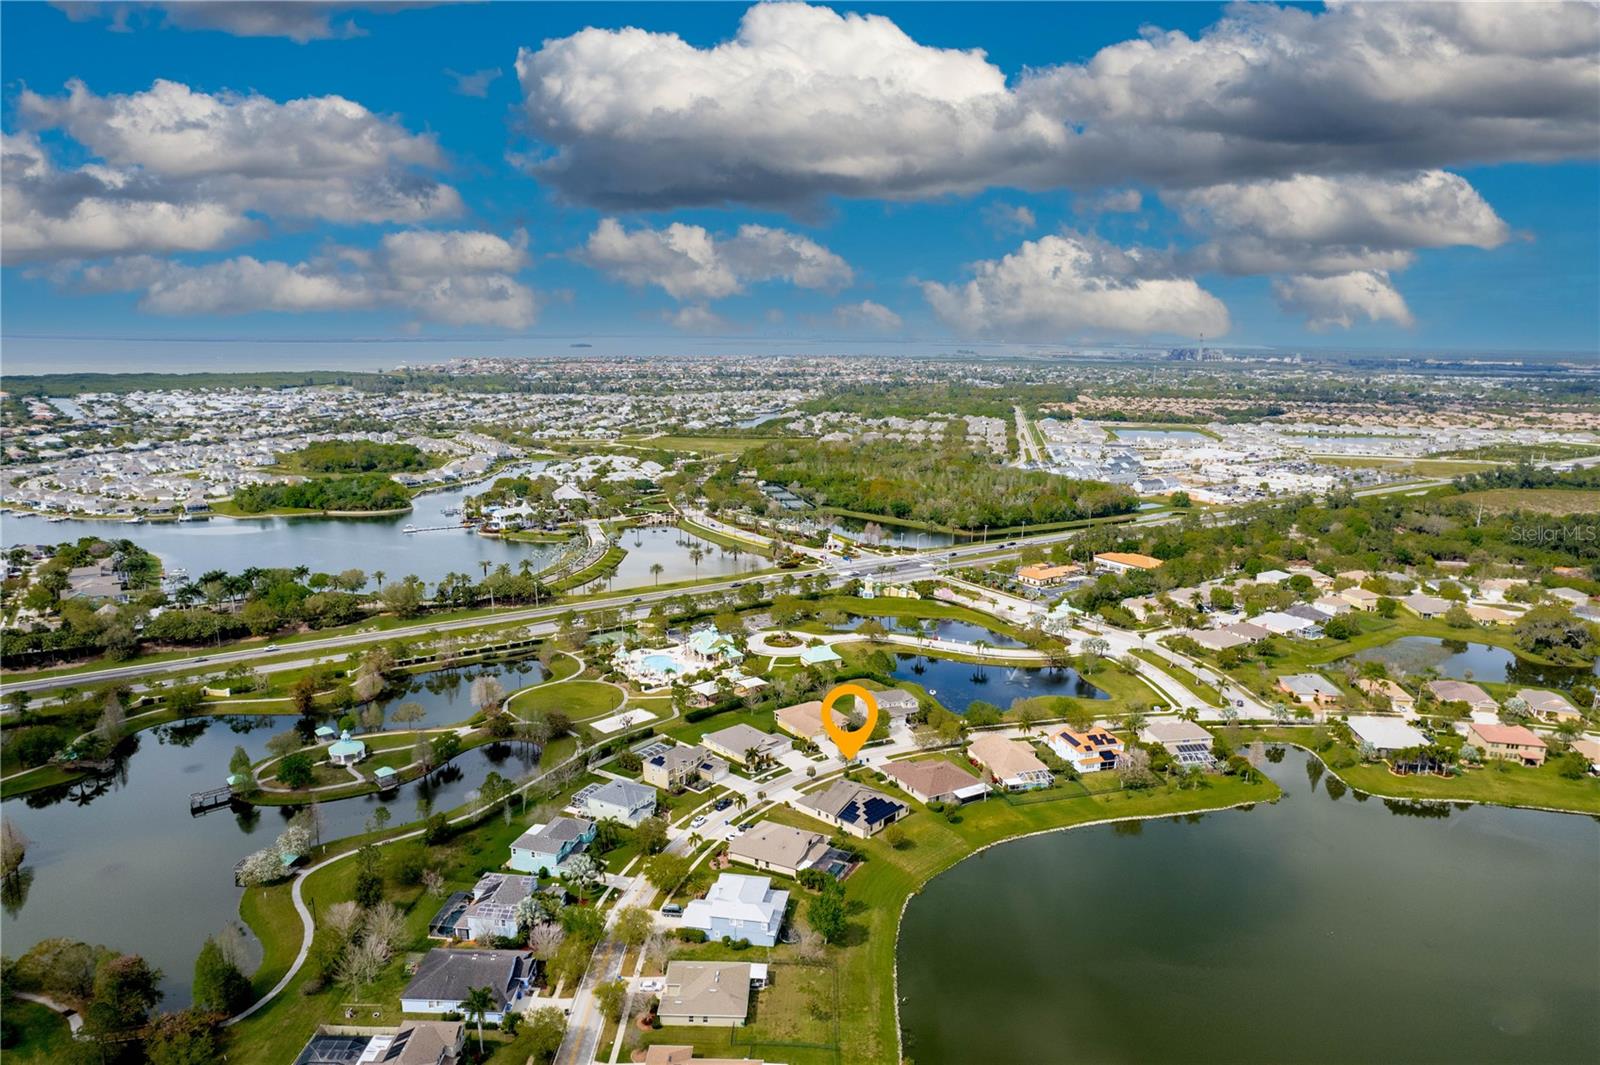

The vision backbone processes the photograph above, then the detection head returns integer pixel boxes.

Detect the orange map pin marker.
[821,683,879,760]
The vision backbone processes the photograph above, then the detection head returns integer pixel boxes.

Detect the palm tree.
[650,563,665,586]
[372,570,386,591]
[461,985,496,1054]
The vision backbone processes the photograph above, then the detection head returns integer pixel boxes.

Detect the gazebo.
[328,731,367,766]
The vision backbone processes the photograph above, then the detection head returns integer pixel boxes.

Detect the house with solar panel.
[462,873,537,942]
[1045,725,1125,774]
[792,778,908,838]
[1138,718,1216,768]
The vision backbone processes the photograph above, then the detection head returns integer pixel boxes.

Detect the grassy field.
[1244,727,1600,814]
[1312,455,1501,477]
[639,961,841,1065]
[621,434,764,455]
[507,679,624,721]
[0,1001,75,1062]
[1440,442,1600,463]
[1453,488,1600,516]
[1130,649,1225,707]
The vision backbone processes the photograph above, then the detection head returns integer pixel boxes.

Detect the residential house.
[1045,725,1125,774]
[1138,719,1216,767]
[400,949,532,1023]
[1254,569,1293,585]
[293,1021,465,1065]
[1256,610,1318,636]
[643,744,728,791]
[657,961,756,1027]
[793,778,908,838]
[1426,680,1498,715]
[1276,673,1343,708]
[1311,596,1353,617]
[882,758,991,804]
[1356,678,1416,715]
[701,724,792,765]
[1339,587,1380,611]
[508,816,595,875]
[1569,738,1600,774]
[1093,551,1164,574]
[1189,628,1250,652]
[1016,563,1081,588]
[967,734,1054,791]
[1466,605,1518,625]
[1402,593,1453,619]
[462,874,536,942]
[681,874,789,947]
[1346,715,1428,756]
[727,822,831,878]
[582,779,658,826]
[1466,722,1548,766]
[775,700,826,742]
[873,688,920,721]
[1516,688,1583,724]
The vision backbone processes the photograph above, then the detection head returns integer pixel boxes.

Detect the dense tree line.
[736,437,1136,529]
[231,473,411,513]
[284,440,435,473]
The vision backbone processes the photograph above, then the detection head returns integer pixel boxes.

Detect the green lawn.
[508,679,624,721]
[1131,649,1225,707]
[638,962,841,1065]
[0,1000,75,1062]
[1244,726,1600,814]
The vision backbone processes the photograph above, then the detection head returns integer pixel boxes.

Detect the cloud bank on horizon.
[5,1,1598,347]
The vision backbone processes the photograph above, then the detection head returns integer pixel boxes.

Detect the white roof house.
[681,874,789,947]
[1346,715,1428,755]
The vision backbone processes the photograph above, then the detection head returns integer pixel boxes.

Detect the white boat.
[123,515,144,524]
[47,514,68,523]
[403,523,417,533]
[176,513,193,523]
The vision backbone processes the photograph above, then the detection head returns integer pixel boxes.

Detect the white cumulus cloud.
[579,218,851,301]
[1175,170,1511,276]
[834,300,903,331]
[923,234,1230,340]
[69,229,537,328]
[516,2,1598,209]
[1272,271,1415,331]
[55,2,445,43]
[5,79,461,263]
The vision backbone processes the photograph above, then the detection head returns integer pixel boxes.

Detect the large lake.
[898,749,1600,1064]
[0,658,545,1005]
[2,470,738,591]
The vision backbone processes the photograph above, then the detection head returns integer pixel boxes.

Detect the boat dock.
[189,785,234,815]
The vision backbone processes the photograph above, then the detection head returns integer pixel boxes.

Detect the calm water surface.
[898,749,1600,1064]
[1350,636,1599,688]
[835,615,1026,648]
[0,658,546,1005]
[889,653,1107,710]
[577,525,765,593]
[1,470,560,588]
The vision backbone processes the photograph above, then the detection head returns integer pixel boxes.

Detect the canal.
[889,653,1108,710]
[897,748,1600,1064]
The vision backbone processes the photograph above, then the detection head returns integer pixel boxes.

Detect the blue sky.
[3,1,1596,370]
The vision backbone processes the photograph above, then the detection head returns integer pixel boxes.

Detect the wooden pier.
[189,785,234,815]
